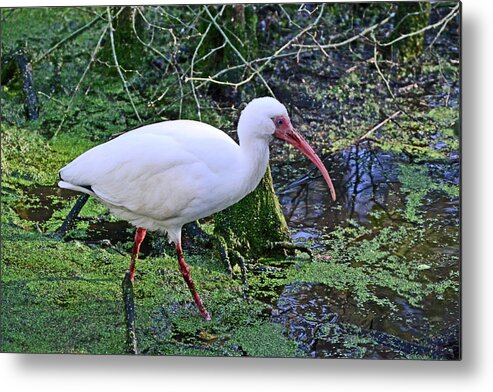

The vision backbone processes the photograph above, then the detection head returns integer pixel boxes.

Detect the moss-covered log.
[214,165,292,260]
[1,49,39,120]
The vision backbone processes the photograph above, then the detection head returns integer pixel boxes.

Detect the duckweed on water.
[399,163,459,223]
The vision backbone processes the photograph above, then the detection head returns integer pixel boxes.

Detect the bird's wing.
[60,121,241,222]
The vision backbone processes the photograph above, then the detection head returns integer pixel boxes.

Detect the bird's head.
[239,97,336,201]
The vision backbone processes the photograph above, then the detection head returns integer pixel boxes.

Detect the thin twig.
[293,12,395,49]
[426,6,459,51]
[373,38,396,100]
[377,3,459,47]
[107,7,142,123]
[189,6,226,120]
[202,5,275,96]
[356,110,401,142]
[131,7,184,117]
[53,23,109,138]
[34,13,104,65]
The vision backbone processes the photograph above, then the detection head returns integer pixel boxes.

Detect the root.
[267,241,313,259]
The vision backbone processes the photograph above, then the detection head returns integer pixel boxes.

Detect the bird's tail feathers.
[58,181,95,196]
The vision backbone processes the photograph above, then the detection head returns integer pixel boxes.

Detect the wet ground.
[12,140,460,359]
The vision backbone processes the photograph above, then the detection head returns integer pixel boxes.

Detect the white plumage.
[59,97,335,320]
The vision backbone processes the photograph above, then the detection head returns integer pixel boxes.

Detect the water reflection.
[278,144,405,231]
[272,144,460,359]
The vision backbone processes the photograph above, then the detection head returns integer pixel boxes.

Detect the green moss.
[1,125,96,186]
[1,218,307,356]
[231,322,302,357]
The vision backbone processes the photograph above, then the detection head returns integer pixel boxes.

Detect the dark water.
[272,144,460,359]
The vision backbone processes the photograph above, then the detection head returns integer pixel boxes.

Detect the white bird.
[58,97,336,320]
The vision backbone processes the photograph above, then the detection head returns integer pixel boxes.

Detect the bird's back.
[59,120,244,231]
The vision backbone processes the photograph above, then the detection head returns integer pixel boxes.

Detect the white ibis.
[58,97,336,320]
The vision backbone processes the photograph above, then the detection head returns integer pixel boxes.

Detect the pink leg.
[128,227,147,282]
[176,242,211,320]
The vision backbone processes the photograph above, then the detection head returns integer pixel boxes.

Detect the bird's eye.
[277,119,283,126]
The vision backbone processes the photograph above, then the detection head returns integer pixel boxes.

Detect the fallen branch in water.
[55,193,90,238]
[355,110,401,143]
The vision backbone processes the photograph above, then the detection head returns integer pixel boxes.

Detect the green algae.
[284,221,459,312]
[0,123,299,356]
[231,322,302,357]
[0,121,298,355]
[1,223,299,356]
[398,163,459,223]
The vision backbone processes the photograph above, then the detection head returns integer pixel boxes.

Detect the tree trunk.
[390,2,431,61]
[1,49,39,120]
[197,5,293,261]
[101,6,145,73]
[197,5,258,85]
[214,165,292,260]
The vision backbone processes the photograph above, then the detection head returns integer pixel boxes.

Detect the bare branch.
[106,7,142,123]
[34,13,105,65]
[356,110,401,142]
[201,5,275,96]
[53,22,110,138]
[293,12,395,50]
[377,3,459,47]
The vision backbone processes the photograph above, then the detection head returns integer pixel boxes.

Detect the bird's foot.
[124,269,135,284]
[200,309,212,321]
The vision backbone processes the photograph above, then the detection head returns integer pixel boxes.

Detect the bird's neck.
[238,136,270,195]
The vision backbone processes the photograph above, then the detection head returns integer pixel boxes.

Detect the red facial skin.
[273,115,336,202]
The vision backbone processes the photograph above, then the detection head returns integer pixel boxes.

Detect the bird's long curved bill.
[275,128,337,201]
